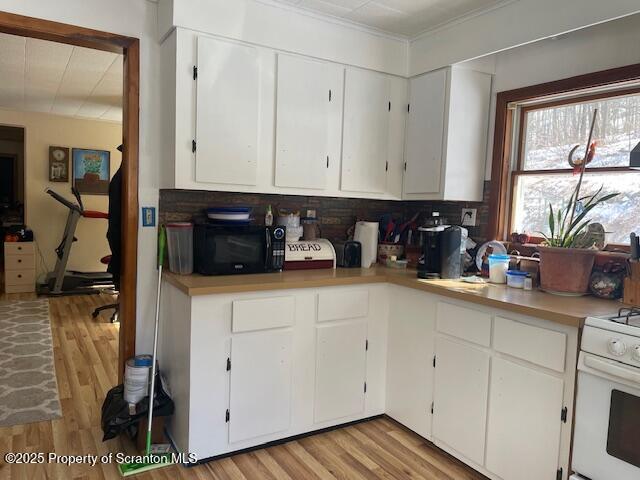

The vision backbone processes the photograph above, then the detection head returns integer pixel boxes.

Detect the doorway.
[0,11,139,381]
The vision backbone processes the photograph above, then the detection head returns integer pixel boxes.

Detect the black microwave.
[194,223,286,275]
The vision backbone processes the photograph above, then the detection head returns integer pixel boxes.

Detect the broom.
[118,225,174,476]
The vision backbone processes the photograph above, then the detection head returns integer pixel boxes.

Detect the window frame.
[488,63,640,247]
[509,87,640,241]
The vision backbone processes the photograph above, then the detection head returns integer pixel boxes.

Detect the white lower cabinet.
[432,336,490,466]
[385,287,436,439]
[161,281,577,480]
[314,320,367,423]
[229,329,293,443]
[485,357,565,480]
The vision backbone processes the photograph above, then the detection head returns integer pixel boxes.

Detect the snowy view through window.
[513,92,640,243]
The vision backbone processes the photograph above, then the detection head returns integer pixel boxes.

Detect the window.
[510,90,640,244]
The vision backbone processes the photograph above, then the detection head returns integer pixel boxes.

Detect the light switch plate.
[142,207,156,227]
[461,208,477,227]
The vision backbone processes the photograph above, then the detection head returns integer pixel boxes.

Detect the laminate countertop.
[164,267,622,328]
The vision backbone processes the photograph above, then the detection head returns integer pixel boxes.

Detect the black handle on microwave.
[264,228,272,270]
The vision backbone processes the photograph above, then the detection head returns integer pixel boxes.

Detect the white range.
[571,308,640,480]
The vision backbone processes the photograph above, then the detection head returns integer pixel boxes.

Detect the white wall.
[0,109,121,275]
[472,13,640,179]
[0,0,162,355]
[160,0,408,76]
[409,0,640,76]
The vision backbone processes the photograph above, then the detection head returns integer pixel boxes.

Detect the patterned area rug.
[0,299,62,427]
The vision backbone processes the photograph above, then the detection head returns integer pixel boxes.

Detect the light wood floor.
[0,289,487,480]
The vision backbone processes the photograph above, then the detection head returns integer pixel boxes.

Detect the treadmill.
[38,187,113,296]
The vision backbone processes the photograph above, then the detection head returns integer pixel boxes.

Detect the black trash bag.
[101,372,175,441]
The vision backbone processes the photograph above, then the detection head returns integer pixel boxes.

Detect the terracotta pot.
[538,246,597,295]
[83,172,99,183]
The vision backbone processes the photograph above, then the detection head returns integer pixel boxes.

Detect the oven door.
[572,352,640,480]
[198,226,269,275]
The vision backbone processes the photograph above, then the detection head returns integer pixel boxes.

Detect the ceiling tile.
[320,0,370,9]
[298,0,352,16]
[24,38,73,113]
[100,106,123,122]
[77,56,123,118]
[376,0,440,14]
[51,46,117,117]
[268,0,510,36]
[345,2,407,34]
[0,33,26,110]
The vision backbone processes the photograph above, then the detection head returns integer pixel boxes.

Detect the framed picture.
[49,146,69,182]
[72,148,110,195]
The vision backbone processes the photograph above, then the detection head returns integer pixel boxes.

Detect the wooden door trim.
[0,11,139,382]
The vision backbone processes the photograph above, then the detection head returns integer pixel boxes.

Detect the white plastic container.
[506,270,528,289]
[488,254,510,284]
[124,355,152,404]
[166,222,194,274]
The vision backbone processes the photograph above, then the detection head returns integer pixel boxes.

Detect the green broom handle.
[146,225,167,455]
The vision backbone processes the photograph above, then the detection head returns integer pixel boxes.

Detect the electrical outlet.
[461,208,477,227]
[306,209,317,219]
[142,207,156,227]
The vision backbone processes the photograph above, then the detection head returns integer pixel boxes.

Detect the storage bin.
[506,270,528,289]
[166,222,194,274]
[489,254,510,284]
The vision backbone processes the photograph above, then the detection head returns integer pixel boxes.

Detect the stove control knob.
[632,345,640,362]
[608,339,627,356]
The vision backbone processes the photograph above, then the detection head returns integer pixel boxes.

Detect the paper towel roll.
[354,221,379,268]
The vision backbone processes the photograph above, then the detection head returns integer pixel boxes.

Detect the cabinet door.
[433,336,490,465]
[229,329,292,443]
[341,68,390,194]
[315,321,367,423]
[403,69,446,195]
[275,54,331,190]
[386,288,436,439]
[195,36,259,186]
[486,358,564,480]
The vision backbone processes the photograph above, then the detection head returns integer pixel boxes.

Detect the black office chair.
[92,255,119,322]
[92,145,122,323]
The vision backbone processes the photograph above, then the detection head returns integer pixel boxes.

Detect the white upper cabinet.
[403,66,491,201]
[341,68,391,194]
[195,36,260,186]
[403,69,446,195]
[165,29,409,199]
[275,54,333,190]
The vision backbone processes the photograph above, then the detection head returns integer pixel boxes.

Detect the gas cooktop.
[600,307,640,328]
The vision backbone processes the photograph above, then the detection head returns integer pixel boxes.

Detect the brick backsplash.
[159,181,492,244]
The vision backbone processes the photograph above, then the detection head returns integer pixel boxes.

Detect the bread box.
[284,239,336,270]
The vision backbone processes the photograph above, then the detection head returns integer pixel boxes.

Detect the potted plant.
[537,109,619,295]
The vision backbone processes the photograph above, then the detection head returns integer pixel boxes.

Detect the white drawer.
[4,269,35,286]
[4,283,35,294]
[4,242,34,255]
[317,289,369,322]
[436,302,492,347]
[493,316,567,372]
[5,254,35,271]
[232,296,295,333]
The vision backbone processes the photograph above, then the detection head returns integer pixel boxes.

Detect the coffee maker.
[417,225,463,279]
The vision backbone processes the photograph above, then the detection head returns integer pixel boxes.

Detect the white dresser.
[3,242,36,294]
